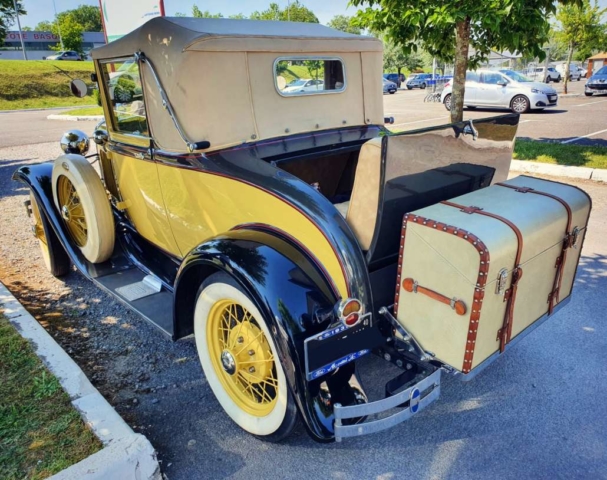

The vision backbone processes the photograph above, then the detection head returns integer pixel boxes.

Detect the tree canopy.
[352,0,581,122]
[34,20,54,31]
[251,1,318,23]
[56,5,102,32]
[51,14,84,53]
[556,0,607,92]
[327,15,361,34]
[383,41,425,75]
[0,0,25,47]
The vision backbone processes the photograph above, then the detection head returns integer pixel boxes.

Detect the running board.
[94,268,174,337]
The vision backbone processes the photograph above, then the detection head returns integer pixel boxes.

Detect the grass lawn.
[0,314,101,480]
[62,106,104,116]
[514,139,607,169]
[0,60,96,111]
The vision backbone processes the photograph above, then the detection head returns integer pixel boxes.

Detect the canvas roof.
[92,17,381,60]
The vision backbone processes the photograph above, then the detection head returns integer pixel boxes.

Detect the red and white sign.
[6,31,59,42]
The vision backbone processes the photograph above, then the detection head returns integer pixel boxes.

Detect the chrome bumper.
[333,368,441,441]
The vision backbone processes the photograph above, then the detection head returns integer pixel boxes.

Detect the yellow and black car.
[14,17,590,443]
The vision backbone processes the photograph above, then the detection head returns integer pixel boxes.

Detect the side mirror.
[70,79,88,98]
[93,129,109,146]
[497,80,508,86]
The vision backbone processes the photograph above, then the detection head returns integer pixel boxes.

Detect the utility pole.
[12,0,27,60]
[52,0,65,50]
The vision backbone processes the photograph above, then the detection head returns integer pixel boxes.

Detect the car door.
[463,71,479,105]
[97,57,181,257]
[477,72,509,106]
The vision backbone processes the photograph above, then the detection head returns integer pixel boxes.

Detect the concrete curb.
[47,114,104,122]
[0,106,90,114]
[510,159,606,182]
[0,283,161,480]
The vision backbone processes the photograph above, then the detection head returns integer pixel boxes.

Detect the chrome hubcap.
[61,205,70,220]
[221,350,236,375]
[513,99,526,112]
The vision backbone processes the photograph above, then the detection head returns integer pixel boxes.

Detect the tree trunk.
[563,41,575,95]
[452,18,471,123]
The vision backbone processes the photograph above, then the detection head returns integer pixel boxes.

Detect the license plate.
[304,314,373,381]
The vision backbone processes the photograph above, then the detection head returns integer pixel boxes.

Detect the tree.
[384,41,424,77]
[51,14,83,54]
[57,5,101,32]
[0,0,25,47]
[34,20,54,31]
[251,1,318,23]
[175,6,245,19]
[191,6,224,18]
[352,0,580,123]
[556,0,607,93]
[327,15,361,34]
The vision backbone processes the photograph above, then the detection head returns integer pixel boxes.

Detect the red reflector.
[344,313,360,326]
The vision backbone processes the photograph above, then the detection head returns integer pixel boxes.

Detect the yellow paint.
[158,164,348,298]
[111,156,181,256]
[207,299,277,416]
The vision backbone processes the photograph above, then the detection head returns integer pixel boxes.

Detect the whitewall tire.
[194,273,297,441]
[52,154,114,263]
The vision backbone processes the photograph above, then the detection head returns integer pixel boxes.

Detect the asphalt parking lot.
[385,79,607,146]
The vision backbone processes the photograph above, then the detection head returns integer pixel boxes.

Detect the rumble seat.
[334,137,382,251]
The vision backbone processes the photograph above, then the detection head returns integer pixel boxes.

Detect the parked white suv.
[555,64,583,81]
[441,69,558,113]
[522,66,561,83]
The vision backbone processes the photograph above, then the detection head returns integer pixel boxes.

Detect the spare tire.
[52,154,115,263]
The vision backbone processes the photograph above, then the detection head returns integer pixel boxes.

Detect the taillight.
[445,81,451,88]
[338,298,363,327]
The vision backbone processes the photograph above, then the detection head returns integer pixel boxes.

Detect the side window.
[482,72,503,85]
[466,71,479,82]
[275,57,346,96]
[100,58,149,137]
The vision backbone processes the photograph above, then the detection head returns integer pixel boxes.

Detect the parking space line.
[574,99,607,107]
[561,128,607,144]
[390,116,447,128]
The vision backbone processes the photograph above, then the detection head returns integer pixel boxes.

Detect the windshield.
[595,66,607,76]
[500,70,532,82]
[287,79,307,87]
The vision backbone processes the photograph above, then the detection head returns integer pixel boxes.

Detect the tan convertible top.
[93,18,384,152]
[92,17,382,58]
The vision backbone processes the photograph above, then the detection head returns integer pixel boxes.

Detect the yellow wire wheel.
[52,154,115,264]
[207,300,278,416]
[30,192,52,270]
[194,274,294,438]
[29,192,71,277]
[56,175,88,247]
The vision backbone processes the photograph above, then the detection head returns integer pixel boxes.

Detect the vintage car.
[14,17,591,443]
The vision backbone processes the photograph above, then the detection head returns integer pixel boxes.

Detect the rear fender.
[174,227,371,441]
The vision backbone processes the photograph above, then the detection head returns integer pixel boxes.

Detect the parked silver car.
[441,69,558,113]
[383,78,397,94]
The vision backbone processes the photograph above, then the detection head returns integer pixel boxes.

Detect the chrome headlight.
[531,88,548,95]
[60,130,90,155]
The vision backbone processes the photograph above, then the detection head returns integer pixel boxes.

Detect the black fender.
[174,226,374,441]
[12,162,91,274]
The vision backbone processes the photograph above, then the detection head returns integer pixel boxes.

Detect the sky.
[18,0,355,29]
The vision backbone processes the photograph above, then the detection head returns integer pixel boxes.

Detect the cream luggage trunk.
[395,175,591,374]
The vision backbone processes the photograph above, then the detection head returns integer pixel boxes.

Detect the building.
[0,31,106,60]
[586,52,607,76]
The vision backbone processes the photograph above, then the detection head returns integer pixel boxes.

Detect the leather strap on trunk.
[441,201,523,352]
[496,183,574,315]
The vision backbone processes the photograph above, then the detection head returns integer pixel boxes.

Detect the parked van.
[555,64,583,81]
